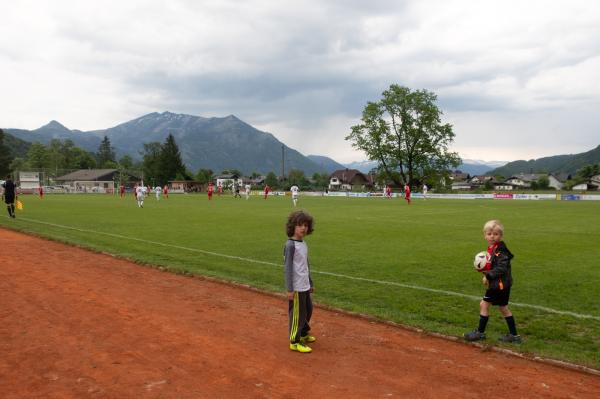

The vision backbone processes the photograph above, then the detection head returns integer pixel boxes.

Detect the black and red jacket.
[485,241,514,291]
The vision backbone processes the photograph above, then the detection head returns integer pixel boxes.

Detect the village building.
[449,170,470,181]
[55,169,138,193]
[548,173,570,190]
[505,173,544,189]
[329,169,373,191]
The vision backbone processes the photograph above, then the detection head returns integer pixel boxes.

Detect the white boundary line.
[7,216,600,321]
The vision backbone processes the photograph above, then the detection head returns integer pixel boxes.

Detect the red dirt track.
[1,228,599,398]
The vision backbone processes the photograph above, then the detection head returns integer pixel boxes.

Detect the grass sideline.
[2,193,599,369]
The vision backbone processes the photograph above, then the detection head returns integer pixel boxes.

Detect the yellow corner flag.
[16,199,23,210]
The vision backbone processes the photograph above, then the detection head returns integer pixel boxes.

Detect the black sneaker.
[464,329,486,341]
[499,334,522,343]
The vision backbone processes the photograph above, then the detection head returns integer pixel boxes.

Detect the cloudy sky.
[2,0,600,163]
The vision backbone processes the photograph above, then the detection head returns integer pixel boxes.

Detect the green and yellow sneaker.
[289,343,312,353]
[300,334,316,343]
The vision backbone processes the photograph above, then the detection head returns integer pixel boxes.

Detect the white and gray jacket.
[283,239,313,292]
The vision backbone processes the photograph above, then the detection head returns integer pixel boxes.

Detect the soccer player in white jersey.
[244,184,251,200]
[290,184,300,207]
[136,183,145,208]
[155,186,161,200]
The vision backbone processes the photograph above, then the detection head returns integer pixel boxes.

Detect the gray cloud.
[1,0,600,162]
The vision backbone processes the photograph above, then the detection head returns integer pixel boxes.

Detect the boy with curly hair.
[284,210,316,353]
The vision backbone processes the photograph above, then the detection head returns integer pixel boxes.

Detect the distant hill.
[7,120,102,151]
[343,159,507,175]
[457,159,507,176]
[489,145,600,177]
[306,155,345,173]
[343,160,378,173]
[2,130,32,158]
[4,112,327,175]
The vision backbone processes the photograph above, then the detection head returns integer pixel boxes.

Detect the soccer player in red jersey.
[264,184,270,199]
[207,182,214,200]
[404,183,411,205]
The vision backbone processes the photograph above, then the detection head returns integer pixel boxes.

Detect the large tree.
[9,157,27,175]
[118,155,134,170]
[58,139,96,170]
[47,139,69,175]
[141,142,162,186]
[195,169,214,185]
[71,148,97,169]
[346,84,460,186]
[27,142,50,169]
[287,169,309,189]
[158,134,187,184]
[0,129,14,177]
[97,136,116,168]
[312,172,330,190]
[265,172,278,188]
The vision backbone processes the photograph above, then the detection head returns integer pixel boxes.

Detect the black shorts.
[4,195,15,205]
[483,287,511,306]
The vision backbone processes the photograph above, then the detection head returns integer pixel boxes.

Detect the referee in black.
[1,174,16,218]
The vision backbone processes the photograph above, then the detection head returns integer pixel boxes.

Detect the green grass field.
[2,193,599,369]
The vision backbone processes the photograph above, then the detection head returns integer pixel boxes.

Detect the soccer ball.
[473,251,488,271]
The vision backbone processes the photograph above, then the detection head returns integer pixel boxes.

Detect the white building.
[18,171,41,193]
[505,173,543,188]
[547,174,566,190]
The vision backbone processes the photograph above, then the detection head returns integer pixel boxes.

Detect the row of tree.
[1,132,124,176]
[0,129,189,187]
[0,129,331,190]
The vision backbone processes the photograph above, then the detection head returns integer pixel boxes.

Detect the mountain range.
[3,112,598,177]
[4,112,326,175]
[340,159,507,176]
[488,145,600,177]
[458,159,507,176]
[306,155,345,173]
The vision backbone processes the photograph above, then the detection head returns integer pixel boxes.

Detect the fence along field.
[1,194,599,370]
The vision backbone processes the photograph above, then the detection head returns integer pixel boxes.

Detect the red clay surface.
[1,228,599,399]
